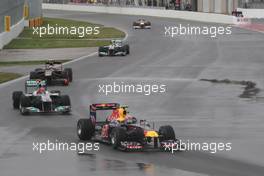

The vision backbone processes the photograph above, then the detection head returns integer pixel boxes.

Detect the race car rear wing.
[90,103,120,121]
[25,80,46,93]
[25,80,46,87]
[45,60,63,65]
[45,60,63,70]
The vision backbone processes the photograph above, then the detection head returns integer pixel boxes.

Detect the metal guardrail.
[0,0,24,33]
[246,2,264,9]
[0,0,43,33]
[43,0,198,11]
[27,0,43,18]
[238,0,264,9]
[43,0,168,9]
[68,3,165,9]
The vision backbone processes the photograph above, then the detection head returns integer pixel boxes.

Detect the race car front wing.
[20,105,71,114]
[118,139,181,152]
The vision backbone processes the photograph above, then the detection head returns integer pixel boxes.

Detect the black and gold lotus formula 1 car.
[29,60,72,86]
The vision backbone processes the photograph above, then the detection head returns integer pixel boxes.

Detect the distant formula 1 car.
[29,60,72,86]
[77,103,181,151]
[98,40,130,57]
[232,10,243,17]
[133,19,151,29]
[12,80,71,115]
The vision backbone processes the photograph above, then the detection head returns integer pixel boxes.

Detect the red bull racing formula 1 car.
[77,103,181,151]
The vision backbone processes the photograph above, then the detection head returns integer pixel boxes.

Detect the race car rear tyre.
[60,95,71,106]
[64,68,73,82]
[159,125,176,141]
[110,127,126,149]
[34,68,42,72]
[61,71,69,82]
[29,71,38,80]
[77,119,95,140]
[12,91,22,109]
[98,47,103,57]
[47,78,52,86]
[124,45,129,55]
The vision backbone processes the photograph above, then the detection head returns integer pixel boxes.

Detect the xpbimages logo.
[32,140,100,154]
[164,140,232,154]
[98,82,167,96]
[32,24,100,38]
[165,24,232,38]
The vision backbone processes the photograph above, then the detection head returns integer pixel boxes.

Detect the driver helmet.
[116,107,127,123]
[37,83,46,94]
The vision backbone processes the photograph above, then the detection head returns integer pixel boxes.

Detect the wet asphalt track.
[1,10,264,176]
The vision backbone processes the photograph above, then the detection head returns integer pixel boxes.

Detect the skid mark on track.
[200,78,261,99]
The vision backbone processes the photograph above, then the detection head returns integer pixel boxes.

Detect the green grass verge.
[5,39,110,49]
[4,17,125,49]
[0,60,70,67]
[0,72,22,84]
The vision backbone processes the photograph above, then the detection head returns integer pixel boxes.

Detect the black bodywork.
[29,60,73,86]
[232,10,244,17]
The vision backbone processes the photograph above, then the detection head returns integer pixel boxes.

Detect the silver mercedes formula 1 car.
[12,80,71,115]
[98,40,130,57]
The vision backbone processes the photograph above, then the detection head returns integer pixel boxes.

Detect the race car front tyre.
[77,119,95,140]
[12,91,22,109]
[159,125,176,142]
[64,68,73,82]
[110,127,126,149]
